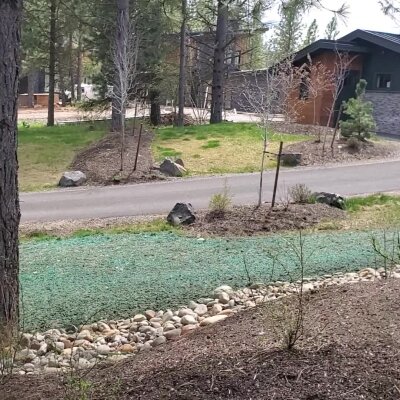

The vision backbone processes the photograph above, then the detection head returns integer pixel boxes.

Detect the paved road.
[20,159,400,223]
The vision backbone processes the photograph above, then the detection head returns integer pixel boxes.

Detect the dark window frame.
[376,73,392,90]
[299,76,309,100]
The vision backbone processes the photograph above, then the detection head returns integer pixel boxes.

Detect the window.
[299,77,309,100]
[376,74,391,89]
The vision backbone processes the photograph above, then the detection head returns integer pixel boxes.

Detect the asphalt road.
[20,159,400,223]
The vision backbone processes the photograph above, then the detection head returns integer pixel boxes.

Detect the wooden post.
[133,123,143,171]
[271,141,283,208]
[132,101,138,136]
[330,103,343,149]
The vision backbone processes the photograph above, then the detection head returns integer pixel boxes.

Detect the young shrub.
[340,79,376,141]
[209,183,232,215]
[346,137,361,152]
[289,184,315,204]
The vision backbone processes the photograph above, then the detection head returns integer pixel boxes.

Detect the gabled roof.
[293,39,369,63]
[339,29,400,54]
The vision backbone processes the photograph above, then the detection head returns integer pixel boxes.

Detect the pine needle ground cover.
[153,122,309,174]
[19,123,106,192]
[20,229,385,331]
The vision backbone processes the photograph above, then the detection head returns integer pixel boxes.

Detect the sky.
[266,0,400,39]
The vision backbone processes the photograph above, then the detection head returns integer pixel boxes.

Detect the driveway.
[20,159,400,222]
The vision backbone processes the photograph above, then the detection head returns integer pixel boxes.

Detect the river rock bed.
[9,266,400,375]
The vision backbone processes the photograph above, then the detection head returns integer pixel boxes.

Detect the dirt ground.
[285,138,400,166]
[71,128,163,185]
[185,203,346,237]
[2,280,400,400]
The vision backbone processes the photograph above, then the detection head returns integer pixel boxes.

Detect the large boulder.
[59,171,87,187]
[314,192,346,210]
[167,203,196,226]
[159,159,186,177]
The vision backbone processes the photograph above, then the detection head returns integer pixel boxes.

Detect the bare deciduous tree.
[239,59,305,206]
[0,0,22,333]
[111,0,139,172]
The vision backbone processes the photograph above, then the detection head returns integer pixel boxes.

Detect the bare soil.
[2,280,400,400]
[71,128,164,185]
[285,138,400,166]
[185,203,346,237]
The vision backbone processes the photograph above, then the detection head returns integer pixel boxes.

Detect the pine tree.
[340,80,376,141]
[325,16,339,40]
[270,0,305,59]
[303,19,318,47]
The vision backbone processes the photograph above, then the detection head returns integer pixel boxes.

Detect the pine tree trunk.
[0,0,22,331]
[210,0,228,124]
[69,32,75,102]
[150,89,161,126]
[76,33,82,101]
[47,0,56,126]
[176,0,187,127]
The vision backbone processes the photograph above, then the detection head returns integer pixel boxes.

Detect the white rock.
[215,292,230,304]
[181,315,197,325]
[132,314,147,323]
[211,304,223,315]
[200,315,228,326]
[97,345,111,356]
[162,310,173,323]
[194,304,208,316]
[164,329,181,340]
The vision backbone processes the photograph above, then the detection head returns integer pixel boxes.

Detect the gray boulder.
[160,159,187,177]
[167,203,196,226]
[314,192,346,209]
[59,171,87,187]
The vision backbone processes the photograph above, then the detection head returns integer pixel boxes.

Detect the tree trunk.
[150,89,161,126]
[69,31,75,102]
[76,33,82,101]
[210,0,228,124]
[27,70,36,108]
[111,0,129,133]
[47,0,56,126]
[0,0,22,331]
[176,0,187,127]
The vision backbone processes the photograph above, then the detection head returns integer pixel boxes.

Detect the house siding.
[365,91,400,135]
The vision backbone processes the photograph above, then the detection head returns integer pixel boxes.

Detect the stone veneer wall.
[365,91,400,136]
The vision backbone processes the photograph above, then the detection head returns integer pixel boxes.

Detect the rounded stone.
[181,315,197,325]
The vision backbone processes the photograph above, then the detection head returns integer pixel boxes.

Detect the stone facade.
[365,91,400,136]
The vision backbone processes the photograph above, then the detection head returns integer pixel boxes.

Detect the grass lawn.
[153,122,310,175]
[19,122,106,191]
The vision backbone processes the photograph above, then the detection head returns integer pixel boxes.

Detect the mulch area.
[185,203,346,237]
[71,128,164,185]
[285,138,400,166]
[3,280,400,399]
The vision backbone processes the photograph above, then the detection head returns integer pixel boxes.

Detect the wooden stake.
[271,141,283,208]
[133,123,143,172]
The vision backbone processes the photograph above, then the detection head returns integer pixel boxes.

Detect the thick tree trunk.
[150,89,161,126]
[47,0,56,126]
[76,33,82,101]
[176,0,187,127]
[210,0,228,124]
[0,0,22,331]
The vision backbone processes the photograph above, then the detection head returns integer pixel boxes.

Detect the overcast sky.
[266,0,400,39]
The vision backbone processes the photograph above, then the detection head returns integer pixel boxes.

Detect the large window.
[376,74,392,89]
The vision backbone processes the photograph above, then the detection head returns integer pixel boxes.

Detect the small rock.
[77,330,93,342]
[162,310,174,323]
[181,315,197,325]
[167,203,196,226]
[132,314,147,323]
[181,325,198,335]
[178,308,195,317]
[55,342,65,352]
[213,285,234,297]
[37,343,48,357]
[188,300,198,310]
[164,329,181,340]
[200,315,228,326]
[160,159,187,177]
[120,344,135,353]
[211,304,223,315]
[97,345,111,356]
[144,310,156,320]
[215,291,230,304]
[152,336,166,347]
[194,304,208,316]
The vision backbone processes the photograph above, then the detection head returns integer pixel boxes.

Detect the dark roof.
[339,29,400,53]
[293,39,369,63]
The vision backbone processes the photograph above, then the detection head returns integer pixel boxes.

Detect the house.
[291,30,400,134]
